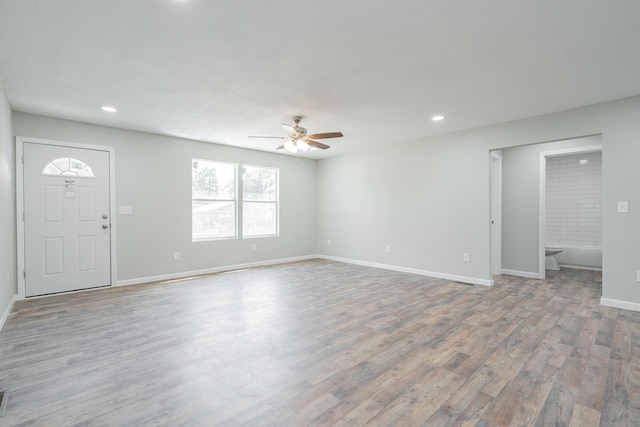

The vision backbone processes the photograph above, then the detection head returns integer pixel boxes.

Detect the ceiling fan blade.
[307,132,343,139]
[306,139,330,150]
[282,124,297,136]
[248,135,287,139]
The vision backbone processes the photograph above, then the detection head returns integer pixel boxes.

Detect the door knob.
[102,214,108,219]
[102,224,109,229]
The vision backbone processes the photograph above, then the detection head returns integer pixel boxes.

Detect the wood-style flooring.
[0,260,638,426]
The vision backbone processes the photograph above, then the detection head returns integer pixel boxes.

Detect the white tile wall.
[545,151,602,248]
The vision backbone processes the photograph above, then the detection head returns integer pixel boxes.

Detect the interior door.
[23,142,111,297]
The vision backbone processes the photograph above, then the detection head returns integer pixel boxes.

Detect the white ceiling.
[1,0,640,158]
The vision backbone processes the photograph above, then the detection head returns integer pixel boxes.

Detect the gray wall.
[13,112,317,282]
[317,95,640,307]
[0,80,16,319]
[317,129,491,280]
[501,135,601,274]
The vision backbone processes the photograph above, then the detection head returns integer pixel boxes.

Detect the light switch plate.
[617,201,629,213]
[119,205,133,215]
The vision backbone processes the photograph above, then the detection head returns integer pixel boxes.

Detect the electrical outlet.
[463,253,470,262]
[173,252,180,261]
[618,201,629,213]
[251,243,257,251]
[385,245,390,253]
[327,239,332,246]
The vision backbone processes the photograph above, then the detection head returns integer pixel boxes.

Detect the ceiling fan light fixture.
[284,140,297,153]
[297,139,310,152]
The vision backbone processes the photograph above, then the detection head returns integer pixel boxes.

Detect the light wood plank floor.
[0,260,639,426]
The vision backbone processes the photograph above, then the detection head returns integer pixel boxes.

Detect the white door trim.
[490,150,502,275]
[538,144,602,279]
[16,136,117,299]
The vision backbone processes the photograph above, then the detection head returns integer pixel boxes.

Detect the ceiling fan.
[249,116,343,153]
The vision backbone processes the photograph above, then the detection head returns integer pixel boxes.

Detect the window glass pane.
[243,166,276,201]
[192,160,236,200]
[52,157,70,172]
[69,158,87,174]
[192,159,237,240]
[192,200,236,239]
[243,202,277,236]
[242,165,278,238]
[42,163,62,175]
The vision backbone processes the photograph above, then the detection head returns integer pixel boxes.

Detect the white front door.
[23,142,112,297]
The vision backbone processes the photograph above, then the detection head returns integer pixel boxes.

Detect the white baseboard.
[318,255,493,286]
[115,255,318,287]
[600,297,640,313]
[0,294,17,332]
[558,264,602,271]
[500,269,543,279]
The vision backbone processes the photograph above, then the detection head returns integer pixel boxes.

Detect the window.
[243,165,278,237]
[192,159,236,240]
[42,157,94,177]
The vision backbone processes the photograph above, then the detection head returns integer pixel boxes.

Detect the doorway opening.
[539,146,603,278]
[490,135,602,281]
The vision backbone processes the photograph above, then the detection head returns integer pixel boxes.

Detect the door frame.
[16,136,117,299]
[490,150,502,276]
[538,144,602,279]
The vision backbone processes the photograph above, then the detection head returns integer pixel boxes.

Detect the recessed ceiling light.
[432,115,444,121]
[101,106,117,113]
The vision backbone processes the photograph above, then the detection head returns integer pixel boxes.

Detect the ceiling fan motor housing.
[292,116,307,137]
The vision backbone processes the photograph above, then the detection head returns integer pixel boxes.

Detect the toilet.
[545,246,563,270]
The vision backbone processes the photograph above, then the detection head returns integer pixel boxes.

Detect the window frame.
[241,164,279,238]
[191,158,238,242]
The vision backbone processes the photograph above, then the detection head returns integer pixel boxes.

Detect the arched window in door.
[41,157,95,177]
